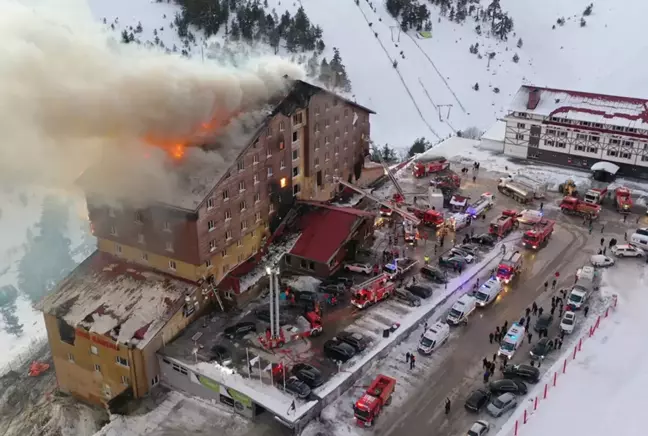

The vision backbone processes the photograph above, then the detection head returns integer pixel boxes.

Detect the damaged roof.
[36,251,199,349]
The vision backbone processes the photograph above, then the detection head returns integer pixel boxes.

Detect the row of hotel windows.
[516,124,648,149]
[543,140,648,161]
[515,112,645,135]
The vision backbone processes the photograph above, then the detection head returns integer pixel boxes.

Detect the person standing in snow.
[483,357,489,369]
[527,332,533,344]
[410,354,416,370]
[525,307,531,317]
[445,398,451,415]
[483,370,491,383]
[552,278,557,290]
[406,352,411,363]
[489,332,494,344]
[538,307,544,316]
[532,302,538,315]
[584,306,590,317]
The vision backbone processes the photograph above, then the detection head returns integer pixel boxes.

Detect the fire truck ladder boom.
[376,152,407,200]
[335,178,421,225]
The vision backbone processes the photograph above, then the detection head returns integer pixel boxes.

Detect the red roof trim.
[523,85,648,106]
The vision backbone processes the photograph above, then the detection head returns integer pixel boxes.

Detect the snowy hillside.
[87,0,648,149]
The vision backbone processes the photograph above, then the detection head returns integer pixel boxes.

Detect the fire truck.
[496,251,523,284]
[489,212,518,238]
[449,195,469,212]
[614,187,633,213]
[522,219,555,249]
[466,193,495,218]
[383,257,419,279]
[409,207,444,227]
[412,155,450,178]
[353,374,397,427]
[497,179,534,204]
[583,186,608,205]
[351,274,396,309]
[560,196,601,219]
[430,173,461,191]
[259,309,323,349]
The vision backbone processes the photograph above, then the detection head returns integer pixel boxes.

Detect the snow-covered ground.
[496,261,645,436]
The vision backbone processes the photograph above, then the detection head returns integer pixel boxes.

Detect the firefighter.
[424,255,430,265]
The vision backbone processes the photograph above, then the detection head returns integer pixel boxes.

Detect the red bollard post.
[524,409,528,424]
[515,420,519,436]
[563,359,567,373]
[553,371,557,386]
[578,337,583,351]
[534,396,539,410]
[573,345,577,359]
[605,307,609,318]
[589,326,593,337]
[544,383,548,399]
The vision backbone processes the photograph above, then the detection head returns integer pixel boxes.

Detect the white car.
[611,244,645,258]
[450,248,475,263]
[516,209,543,225]
[560,311,576,334]
[344,263,372,274]
[467,420,491,436]
[590,254,615,267]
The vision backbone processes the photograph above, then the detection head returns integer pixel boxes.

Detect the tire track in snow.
[349,0,441,140]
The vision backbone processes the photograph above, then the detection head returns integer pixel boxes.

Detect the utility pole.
[389,26,402,43]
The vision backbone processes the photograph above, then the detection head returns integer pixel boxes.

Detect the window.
[292,149,299,160]
[254,192,261,203]
[280,159,286,169]
[221,249,228,257]
[241,220,248,230]
[545,140,555,146]
[590,135,600,142]
[621,152,631,159]
[292,131,299,142]
[266,147,272,158]
[239,181,246,192]
[254,174,259,184]
[607,150,618,157]
[315,157,319,166]
[335,130,340,140]
[163,221,171,232]
[108,207,115,218]
[207,198,214,209]
[165,241,174,252]
[253,154,259,164]
[515,134,524,140]
[292,113,303,125]
[546,129,556,135]
[135,211,143,223]
[240,201,247,211]
[226,230,232,240]
[237,161,244,171]
[325,152,330,161]
[115,244,123,254]
[334,145,339,154]
[324,136,330,144]
[67,353,74,363]
[250,230,255,238]
[279,121,285,131]
[344,141,349,149]
[325,118,330,127]
[344,126,349,135]
[237,254,243,262]
[576,134,588,140]
[315,105,320,115]
[116,356,129,367]
[325,103,330,111]
[593,123,603,128]
[255,212,261,222]
[623,140,634,147]
[266,127,272,137]
[89,345,98,355]
[581,121,591,127]
[267,167,273,177]
[293,167,299,177]
[141,252,149,262]
[94,364,101,372]
[587,147,598,153]
[335,115,340,123]
[222,190,229,201]
[169,260,177,270]
[314,123,320,133]
[121,376,130,386]
[110,225,117,236]
[610,139,620,145]
[557,142,566,148]
[209,240,217,252]
[293,184,301,195]
[225,210,231,220]
[236,240,243,247]
[205,259,212,268]
[517,123,526,129]
[558,131,568,137]
[315,140,320,149]
[642,156,648,162]
[333,98,339,106]
[575,145,585,151]
[344,108,349,117]
[207,220,215,231]
[269,203,275,214]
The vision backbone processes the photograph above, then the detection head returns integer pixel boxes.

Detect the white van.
[418,321,450,354]
[567,287,588,310]
[498,323,525,359]
[630,228,648,250]
[474,278,502,307]
[447,213,471,231]
[446,295,477,326]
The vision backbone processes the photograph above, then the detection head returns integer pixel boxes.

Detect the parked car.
[255,308,289,325]
[210,345,232,365]
[320,276,353,288]
[560,311,576,334]
[533,313,554,332]
[318,283,347,295]
[335,331,370,352]
[439,255,467,269]
[223,321,257,339]
[293,290,321,304]
[590,254,615,267]
[282,376,311,399]
[611,244,645,258]
[486,393,517,417]
[488,379,528,396]
[344,263,373,274]
[323,340,356,362]
[292,363,324,388]
[467,420,491,436]
[420,265,448,283]
[530,337,554,360]
[465,388,491,412]
[450,247,475,263]
[458,243,480,256]
[406,285,433,299]
[393,288,421,307]
[471,234,496,247]
[503,364,540,383]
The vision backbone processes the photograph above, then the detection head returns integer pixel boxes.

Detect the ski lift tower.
[437,104,453,122]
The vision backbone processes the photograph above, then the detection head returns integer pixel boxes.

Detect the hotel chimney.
[527,88,541,110]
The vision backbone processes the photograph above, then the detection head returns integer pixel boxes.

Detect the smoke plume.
[0,0,305,206]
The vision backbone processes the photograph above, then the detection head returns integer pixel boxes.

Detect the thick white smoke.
[0,0,304,206]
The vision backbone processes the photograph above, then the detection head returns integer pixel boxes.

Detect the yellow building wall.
[44,313,137,406]
[207,222,267,283]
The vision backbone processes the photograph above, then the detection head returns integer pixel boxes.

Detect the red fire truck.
[259,309,323,349]
[353,374,397,427]
[522,219,555,249]
[489,212,518,238]
[351,274,395,310]
[409,207,444,227]
[615,187,633,214]
[560,196,601,219]
[412,155,450,178]
[496,251,523,284]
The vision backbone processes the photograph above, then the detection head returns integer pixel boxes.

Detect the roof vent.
[527,88,541,110]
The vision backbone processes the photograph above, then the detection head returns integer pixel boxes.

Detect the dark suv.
[292,363,324,388]
[323,340,356,362]
[420,266,448,283]
[335,331,370,352]
[394,288,421,307]
[464,388,491,412]
[282,376,311,399]
[223,321,257,339]
[406,285,433,299]
[503,364,540,384]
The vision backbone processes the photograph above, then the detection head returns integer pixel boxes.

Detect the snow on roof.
[509,85,648,130]
[37,251,199,348]
[237,233,301,293]
[590,161,620,174]
[481,120,506,141]
[417,136,480,160]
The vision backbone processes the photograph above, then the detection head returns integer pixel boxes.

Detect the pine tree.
[473,82,479,91]
[583,3,593,16]
[121,30,131,43]
[135,22,143,33]
[408,138,430,156]
[319,58,332,87]
[512,53,520,63]
[517,37,523,48]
